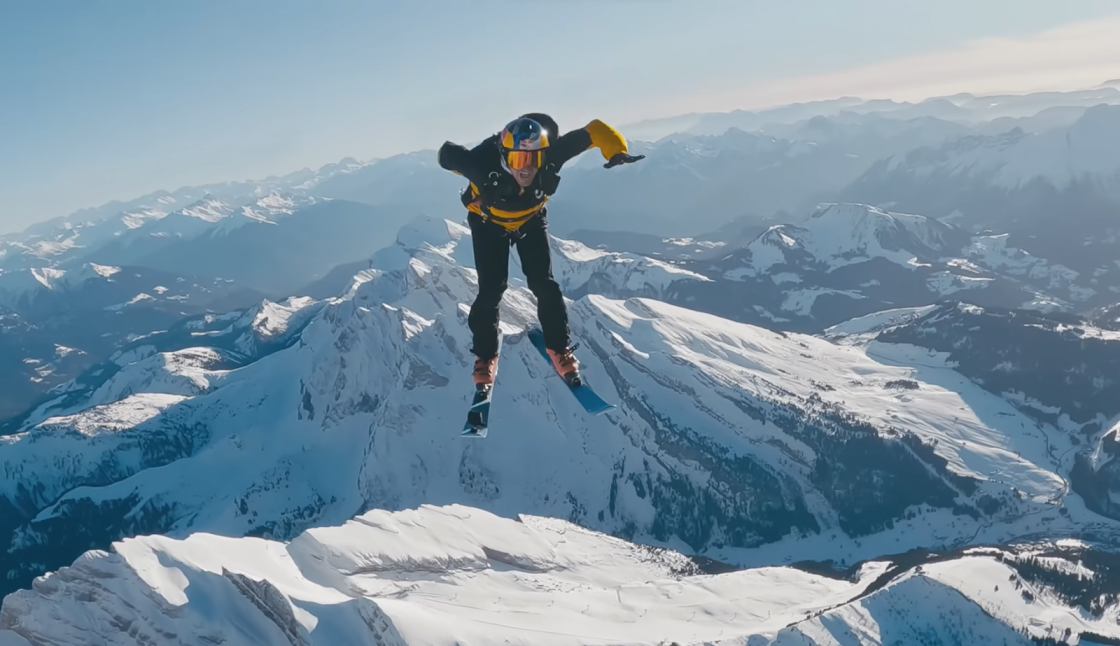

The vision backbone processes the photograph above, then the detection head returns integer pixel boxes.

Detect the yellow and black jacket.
[437,115,629,231]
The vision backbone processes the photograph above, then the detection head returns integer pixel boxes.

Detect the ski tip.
[461,427,488,438]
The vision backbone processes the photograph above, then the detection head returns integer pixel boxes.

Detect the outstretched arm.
[548,119,645,169]
[437,139,488,185]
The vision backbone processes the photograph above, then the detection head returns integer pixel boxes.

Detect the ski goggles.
[504,149,544,170]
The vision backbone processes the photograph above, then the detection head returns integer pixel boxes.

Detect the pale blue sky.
[2,0,1119,232]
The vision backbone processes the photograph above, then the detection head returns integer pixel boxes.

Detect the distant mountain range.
[7,87,1119,267]
[560,202,1116,333]
[0,262,262,420]
[622,86,1120,140]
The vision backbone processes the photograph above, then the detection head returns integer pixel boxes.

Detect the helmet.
[499,117,549,171]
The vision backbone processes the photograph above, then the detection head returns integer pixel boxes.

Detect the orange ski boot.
[473,354,498,388]
[546,346,582,386]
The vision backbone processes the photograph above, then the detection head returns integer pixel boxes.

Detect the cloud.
[700,16,1120,111]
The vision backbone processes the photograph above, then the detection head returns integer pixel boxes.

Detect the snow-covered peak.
[811,202,960,254]
[0,263,124,310]
[41,263,121,290]
[85,263,120,278]
[245,191,306,219]
[884,104,1120,189]
[27,267,65,289]
[548,235,711,296]
[250,297,319,340]
[354,215,708,301]
[394,215,468,253]
[733,202,962,277]
[188,295,326,358]
[118,207,166,230]
[993,104,1120,189]
[0,269,62,308]
[177,197,232,223]
[5,504,1120,646]
[111,198,236,244]
[210,192,318,235]
[822,305,939,340]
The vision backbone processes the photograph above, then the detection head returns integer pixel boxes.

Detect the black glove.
[604,152,645,169]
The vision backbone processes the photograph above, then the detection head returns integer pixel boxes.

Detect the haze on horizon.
[2,0,1119,234]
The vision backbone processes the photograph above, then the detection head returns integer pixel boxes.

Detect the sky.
[2,0,1119,233]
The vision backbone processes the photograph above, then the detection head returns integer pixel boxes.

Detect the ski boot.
[473,354,498,389]
[546,345,582,387]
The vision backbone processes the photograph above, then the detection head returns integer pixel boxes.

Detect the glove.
[604,152,646,169]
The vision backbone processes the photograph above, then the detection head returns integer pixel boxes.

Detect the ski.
[525,326,615,415]
[462,338,501,438]
[461,384,492,438]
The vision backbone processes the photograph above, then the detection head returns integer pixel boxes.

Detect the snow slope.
[0,217,1107,602]
[3,505,1118,646]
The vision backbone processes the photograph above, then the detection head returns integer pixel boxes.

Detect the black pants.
[468,212,570,358]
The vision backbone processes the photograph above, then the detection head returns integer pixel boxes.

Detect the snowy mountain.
[1,216,1113,611]
[298,215,710,300]
[546,120,975,237]
[0,263,263,421]
[73,193,313,269]
[305,116,979,239]
[9,89,1115,279]
[840,104,1120,273]
[624,87,1120,141]
[756,112,971,150]
[826,302,1120,530]
[1,193,427,297]
[653,203,1115,333]
[623,97,880,141]
[7,87,1117,276]
[0,160,367,272]
[734,203,967,274]
[565,219,769,263]
[1,192,231,271]
[4,505,1120,646]
[312,150,466,219]
[828,302,1120,435]
[107,199,421,296]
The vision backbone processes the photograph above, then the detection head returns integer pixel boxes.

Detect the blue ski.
[526,326,615,415]
[461,384,491,438]
[462,337,502,438]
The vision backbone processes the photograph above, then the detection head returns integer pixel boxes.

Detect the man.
[437,113,644,388]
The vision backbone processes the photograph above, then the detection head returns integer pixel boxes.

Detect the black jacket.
[437,115,630,230]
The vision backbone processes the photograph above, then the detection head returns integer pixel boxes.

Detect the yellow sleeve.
[583,119,629,160]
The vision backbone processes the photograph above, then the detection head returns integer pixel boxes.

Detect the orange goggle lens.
[505,150,543,170]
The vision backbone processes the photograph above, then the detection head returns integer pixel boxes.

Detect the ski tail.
[526,326,615,415]
[462,384,491,438]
